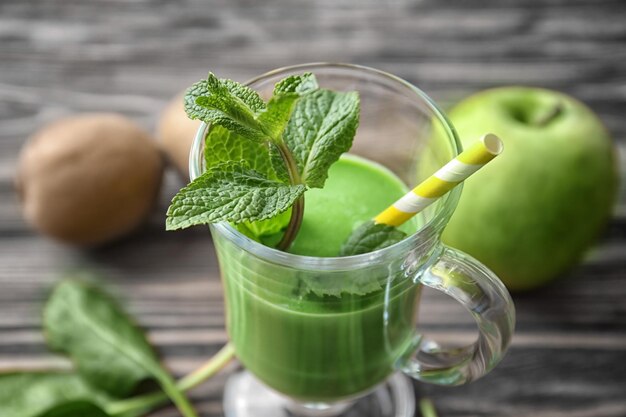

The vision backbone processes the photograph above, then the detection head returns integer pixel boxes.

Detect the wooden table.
[1,1,625,416]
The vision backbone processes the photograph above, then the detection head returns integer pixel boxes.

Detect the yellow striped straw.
[374,134,504,227]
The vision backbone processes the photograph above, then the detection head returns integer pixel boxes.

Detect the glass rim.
[189,62,462,269]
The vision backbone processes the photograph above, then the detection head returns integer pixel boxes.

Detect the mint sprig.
[167,72,360,251]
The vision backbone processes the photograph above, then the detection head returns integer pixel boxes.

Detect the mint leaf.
[221,78,266,112]
[257,73,319,142]
[273,73,319,95]
[299,221,408,294]
[204,125,277,179]
[237,209,291,240]
[185,73,267,142]
[297,273,387,298]
[284,89,360,188]
[166,161,306,230]
[257,95,303,144]
[340,221,407,256]
[269,145,291,183]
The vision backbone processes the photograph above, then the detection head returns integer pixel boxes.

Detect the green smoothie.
[288,155,416,257]
[213,155,420,402]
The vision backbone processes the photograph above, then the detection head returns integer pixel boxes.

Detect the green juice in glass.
[215,155,421,402]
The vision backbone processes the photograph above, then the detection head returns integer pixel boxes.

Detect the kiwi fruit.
[157,93,200,178]
[16,113,164,246]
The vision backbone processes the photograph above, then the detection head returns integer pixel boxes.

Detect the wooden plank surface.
[1,1,625,416]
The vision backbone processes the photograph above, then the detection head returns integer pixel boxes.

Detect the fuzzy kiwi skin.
[157,93,200,179]
[16,113,164,246]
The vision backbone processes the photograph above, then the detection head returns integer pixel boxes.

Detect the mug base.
[223,371,416,417]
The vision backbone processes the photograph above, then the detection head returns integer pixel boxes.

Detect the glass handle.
[400,245,515,385]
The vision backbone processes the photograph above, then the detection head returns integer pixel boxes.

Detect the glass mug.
[189,63,515,417]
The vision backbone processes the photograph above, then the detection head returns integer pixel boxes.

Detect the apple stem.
[534,102,563,127]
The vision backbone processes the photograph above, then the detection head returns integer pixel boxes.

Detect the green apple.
[441,87,618,291]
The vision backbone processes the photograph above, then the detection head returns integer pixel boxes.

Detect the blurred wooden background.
[1,0,625,416]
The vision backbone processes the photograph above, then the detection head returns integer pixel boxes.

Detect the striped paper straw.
[374,134,504,227]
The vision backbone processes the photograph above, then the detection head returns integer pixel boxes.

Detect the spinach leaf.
[0,372,112,417]
[43,280,197,417]
[38,401,111,417]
